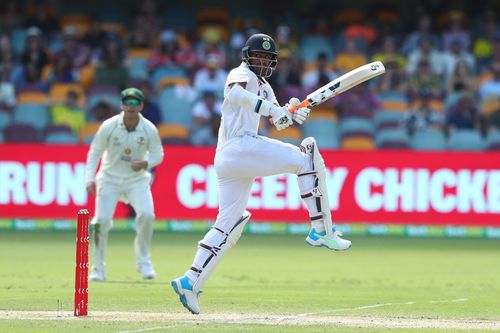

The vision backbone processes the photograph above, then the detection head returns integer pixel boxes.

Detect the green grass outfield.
[1,231,499,332]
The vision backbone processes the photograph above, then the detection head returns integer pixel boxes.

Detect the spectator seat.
[13,104,50,131]
[157,124,190,143]
[341,136,375,150]
[158,87,194,126]
[303,118,340,149]
[339,117,375,139]
[411,129,447,151]
[45,132,80,144]
[0,110,13,131]
[375,128,411,149]
[17,92,49,104]
[268,126,302,146]
[79,122,101,144]
[374,110,405,130]
[447,129,486,151]
[486,131,500,151]
[4,123,38,142]
[50,83,86,105]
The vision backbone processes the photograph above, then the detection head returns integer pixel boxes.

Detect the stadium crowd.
[0,0,500,150]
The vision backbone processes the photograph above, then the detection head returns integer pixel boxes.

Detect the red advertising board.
[1,144,499,226]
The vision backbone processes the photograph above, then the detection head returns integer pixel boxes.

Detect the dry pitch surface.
[2,310,500,331]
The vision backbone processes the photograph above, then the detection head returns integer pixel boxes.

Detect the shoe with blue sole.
[305,228,352,251]
[171,276,201,314]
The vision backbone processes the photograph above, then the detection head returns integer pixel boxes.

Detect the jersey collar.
[119,111,144,132]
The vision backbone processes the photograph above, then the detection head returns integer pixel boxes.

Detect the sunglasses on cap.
[123,99,141,106]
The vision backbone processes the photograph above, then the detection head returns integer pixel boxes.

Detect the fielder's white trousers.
[92,173,155,267]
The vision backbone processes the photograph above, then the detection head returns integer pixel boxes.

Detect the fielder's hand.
[270,105,293,130]
[288,97,311,125]
[86,181,96,196]
[131,159,148,171]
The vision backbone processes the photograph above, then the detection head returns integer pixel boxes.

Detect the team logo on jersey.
[112,136,120,146]
[262,41,271,50]
[121,147,132,161]
[262,90,268,99]
[137,136,145,144]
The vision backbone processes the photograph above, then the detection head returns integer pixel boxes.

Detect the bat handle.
[288,99,310,113]
[268,99,311,125]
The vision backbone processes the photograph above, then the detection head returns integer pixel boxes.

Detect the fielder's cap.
[121,88,144,102]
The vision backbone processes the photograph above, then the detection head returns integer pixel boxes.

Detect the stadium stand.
[0,110,12,132]
[4,123,38,142]
[158,87,194,125]
[45,131,80,144]
[0,1,497,154]
[158,124,191,145]
[374,110,406,130]
[268,126,302,146]
[447,129,486,151]
[341,135,375,150]
[302,118,340,149]
[13,104,50,132]
[486,131,500,151]
[375,128,412,149]
[411,128,448,151]
[17,91,50,104]
[339,117,375,140]
[79,122,101,144]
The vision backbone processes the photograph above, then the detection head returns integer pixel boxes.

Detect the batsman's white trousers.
[213,134,308,232]
[92,173,155,265]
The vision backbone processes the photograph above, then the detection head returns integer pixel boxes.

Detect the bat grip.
[288,99,310,113]
[268,99,310,125]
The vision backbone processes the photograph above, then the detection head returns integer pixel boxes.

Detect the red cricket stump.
[74,209,89,316]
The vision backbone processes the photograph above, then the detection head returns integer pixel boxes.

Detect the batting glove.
[270,105,293,131]
[287,97,311,125]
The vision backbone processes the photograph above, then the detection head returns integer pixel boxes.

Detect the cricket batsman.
[85,88,164,281]
[171,33,351,314]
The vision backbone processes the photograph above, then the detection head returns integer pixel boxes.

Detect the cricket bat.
[289,61,385,113]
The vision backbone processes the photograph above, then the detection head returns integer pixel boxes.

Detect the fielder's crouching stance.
[85,88,164,281]
[172,33,351,314]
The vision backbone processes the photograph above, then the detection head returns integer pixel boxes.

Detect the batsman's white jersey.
[216,63,278,147]
[213,62,308,232]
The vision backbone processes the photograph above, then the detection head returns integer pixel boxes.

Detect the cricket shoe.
[88,267,106,281]
[171,276,201,315]
[137,262,156,279]
[306,228,352,251]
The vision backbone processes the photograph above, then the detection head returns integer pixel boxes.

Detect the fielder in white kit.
[85,88,164,281]
[172,34,351,314]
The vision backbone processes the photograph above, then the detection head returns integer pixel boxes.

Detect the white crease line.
[430,298,468,303]
[116,324,186,333]
[283,298,468,319]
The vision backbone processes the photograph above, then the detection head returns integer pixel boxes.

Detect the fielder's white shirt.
[217,62,278,149]
[85,112,163,183]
